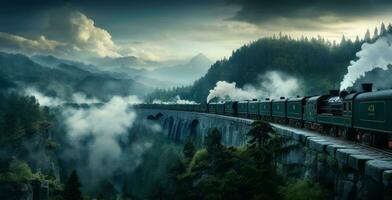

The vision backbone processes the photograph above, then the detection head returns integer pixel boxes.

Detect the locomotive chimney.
[361,83,373,92]
[329,90,339,96]
[339,90,349,99]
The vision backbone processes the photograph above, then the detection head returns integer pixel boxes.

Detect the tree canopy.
[147,25,392,103]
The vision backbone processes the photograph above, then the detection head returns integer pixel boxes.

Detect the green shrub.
[8,159,34,180]
[0,159,34,182]
[281,180,329,200]
[188,149,208,172]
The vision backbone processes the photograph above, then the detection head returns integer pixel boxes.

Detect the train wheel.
[388,136,392,149]
[329,126,338,137]
[374,133,388,149]
[359,130,373,146]
[304,122,311,129]
[341,128,356,141]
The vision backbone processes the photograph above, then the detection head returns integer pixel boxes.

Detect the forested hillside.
[0,52,151,101]
[147,25,392,103]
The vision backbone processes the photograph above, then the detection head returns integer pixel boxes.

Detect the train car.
[156,103,166,110]
[185,104,195,111]
[352,86,392,148]
[304,96,319,128]
[192,103,201,112]
[238,101,249,118]
[177,104,185,111]
[248,100,260,119]
[259,98,272,121]
[287,96,308,127]
[216,102,225,115]
[166,104,175,110]
[201,103,209,113]
[225,101,238,116]
[208,103,217,114]
[272,97,287,124]
[303,90,353,136]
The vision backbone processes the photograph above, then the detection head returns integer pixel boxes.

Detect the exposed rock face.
[137,109,392,200]
[0,182,33,200]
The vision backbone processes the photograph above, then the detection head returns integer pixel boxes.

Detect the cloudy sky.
[0,0,391,62]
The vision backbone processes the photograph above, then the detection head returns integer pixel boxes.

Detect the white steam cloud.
[62,95,148,190]
[153,95,197,104]
[24,88,64,107]
[340,34,392,90]
[207,71,302,102]
[25,88,151,192]
[207,81,257,103]
[63,96,136,140]
[24,88,108,106]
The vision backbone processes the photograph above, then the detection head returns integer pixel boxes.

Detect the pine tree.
[355,35,360,43]
[364,29,371,41]
[340,35,346,44]
[121,182,133,200]
[388,24,392,33]
[381,22,386,35]
[205,128,222,154]
[373,27,379,40]
[247,121,274,147]
[63,170,82,200]
[183,138,196,159]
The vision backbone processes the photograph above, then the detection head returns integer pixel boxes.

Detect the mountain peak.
[190,53,210,62]
[188,53,212,67]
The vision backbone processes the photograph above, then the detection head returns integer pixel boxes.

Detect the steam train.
[137,83,392,149]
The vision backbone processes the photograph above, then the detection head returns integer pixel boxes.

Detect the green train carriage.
[248,100,260,119]
[237,101,249,117]
[272,97,287,124]
[287,96,308,127]
[216,102,225,114]
[259,98,272,121]
[224,101,238,116]
[208,103,217,114]
[353,89,392,148]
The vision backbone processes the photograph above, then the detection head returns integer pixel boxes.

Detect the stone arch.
[146,112,164,121]
[189,119,199,139]
[155,113,163,119]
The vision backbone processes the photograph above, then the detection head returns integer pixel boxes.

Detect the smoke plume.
[207,71,302,102]
[153,95,197,104]
[340,34,392,90]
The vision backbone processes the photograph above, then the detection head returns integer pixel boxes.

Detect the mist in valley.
[2,1,392,200]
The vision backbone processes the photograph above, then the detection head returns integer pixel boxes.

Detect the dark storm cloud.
[0,0,223,37]
[227,0,392,25]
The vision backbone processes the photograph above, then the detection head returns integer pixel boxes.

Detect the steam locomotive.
[137,83,392,149]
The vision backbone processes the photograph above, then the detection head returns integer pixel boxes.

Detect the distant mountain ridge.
[95,56,159,69]
[0,52,151,100]
[148,53,213,85]
[30,53,214,89]
[31,55,106,74]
